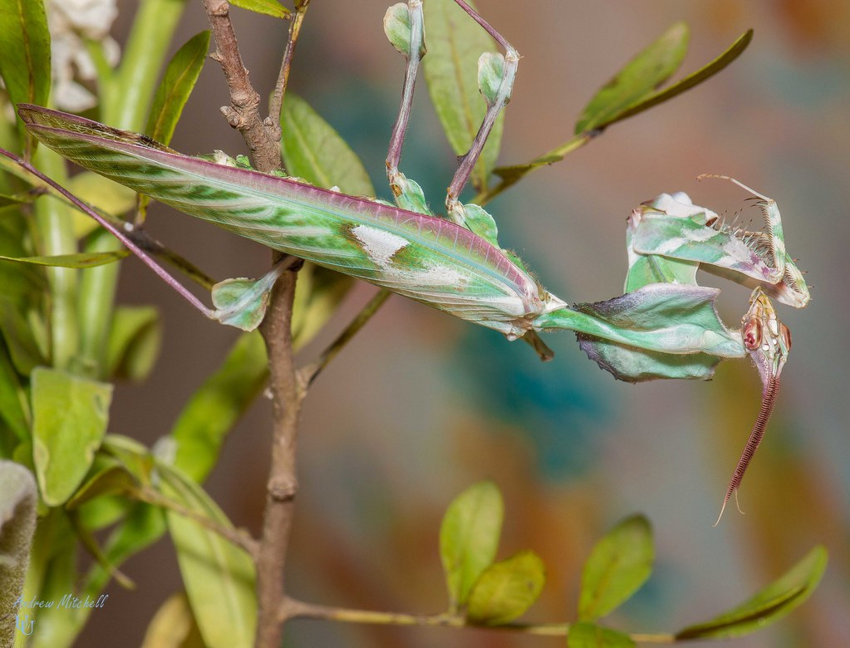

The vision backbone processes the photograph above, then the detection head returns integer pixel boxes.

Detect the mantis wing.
[19,104,545,336]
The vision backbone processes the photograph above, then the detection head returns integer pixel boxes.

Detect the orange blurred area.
[80,1,850,646]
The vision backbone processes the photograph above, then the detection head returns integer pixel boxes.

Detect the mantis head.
[742,286,791,388]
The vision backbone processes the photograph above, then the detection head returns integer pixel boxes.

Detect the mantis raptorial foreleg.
[613,181,806,520]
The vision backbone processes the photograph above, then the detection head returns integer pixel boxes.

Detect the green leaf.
[575,23,689,134]
[0,338,29,440]
[440,480,504,609]
[146,31,211,146]
[280,93,375,196]
[142,592,206,648]
[580,28,753,134]
[229,0,290,19]
[568,621,636,648]
[0,190,37,206]
[0,0,50,145]
[0,460,37,648]
[102,433,156,484]
[169,332,267,483]
[0,249,129,268]
[422,0,504,191]
[676,545,827,640]
[0,296,45,374]
[158,463,256,648]
[83,501,166,599]
[107,306,162,381]
[65,454,138,510]
[466,550,546,625]
[578,515,653,621]
[32,367,113,506]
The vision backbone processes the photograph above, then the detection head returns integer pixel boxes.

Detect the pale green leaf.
[107,306,163,381]
[229,0,290,19]
[0,461,37,648]
[0,249,129,268]
[440,480,504,609]
[146,31,211,146]
[568,621,636,648]
[169,332,268,483]
[578,515,653,621]
[422,0,504,191]
[466,550,546,625]
[575,23,689,134]
[676,545,827,640]
[158,463,256,648]
[32,368,113,506]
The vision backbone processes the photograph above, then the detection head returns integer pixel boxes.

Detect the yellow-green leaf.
[466,550,545,626]
[676,545,827,640]
[107,306,162,381]
[579,28,753,134]
[422,0,503,191]
[142,592,206,648]
[158,463,256,648]
[146,31,211,146]
[568,621,636,648]
[0,0,50,147]
[0,250,129,268]
[169,332,268,483]
[32,368,113,506]
[578,515,653,621]
[440,480,503,609]
[229,0,290,19]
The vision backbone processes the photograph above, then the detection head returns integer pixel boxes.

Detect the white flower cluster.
[48,0,120,111]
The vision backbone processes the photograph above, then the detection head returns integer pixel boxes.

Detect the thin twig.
[281,598,678,642]
[256,271,306,648]
[202,0,280,172]
[267,1,310,144]
[134,486,259,559]
[301,289,391,386]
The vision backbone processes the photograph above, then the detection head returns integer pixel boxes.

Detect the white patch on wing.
[352,224,409,266]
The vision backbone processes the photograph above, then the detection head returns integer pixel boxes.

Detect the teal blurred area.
[83,1,850,646]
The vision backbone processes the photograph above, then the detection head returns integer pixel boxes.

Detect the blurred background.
[80,0,850,645]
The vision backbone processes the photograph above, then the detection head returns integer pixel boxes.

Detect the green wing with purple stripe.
[19,105,543,334]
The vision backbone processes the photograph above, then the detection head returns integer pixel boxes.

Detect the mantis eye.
[743,318,762,350]
[780,323,792,350]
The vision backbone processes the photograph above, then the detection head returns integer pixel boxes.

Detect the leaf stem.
[133,486,258,559]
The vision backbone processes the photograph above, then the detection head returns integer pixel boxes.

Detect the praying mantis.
[1,0,808,520]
